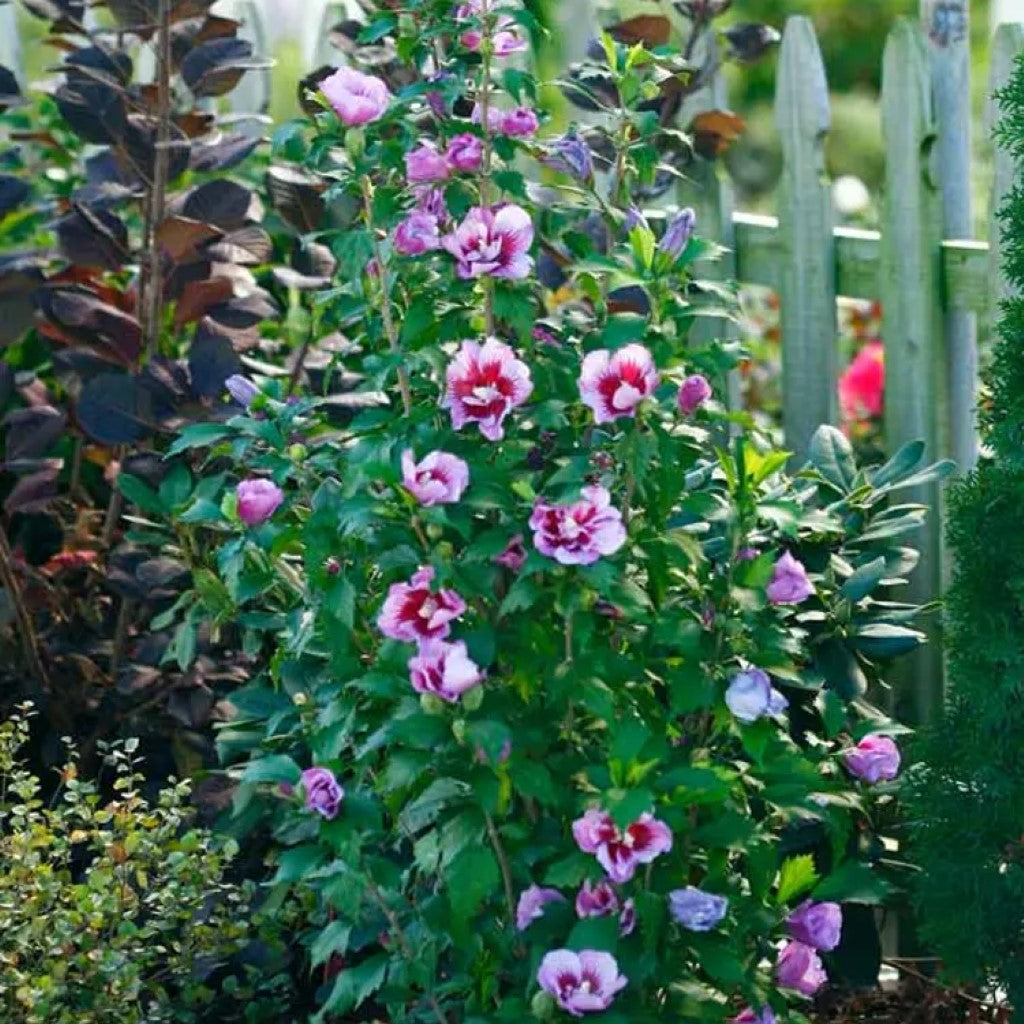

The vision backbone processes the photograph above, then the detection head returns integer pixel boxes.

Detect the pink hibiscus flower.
[408,640,483,703]
[572,808,673,883]
[529,486,626,566]
[443,204,534,280]
[377,566,466,644]
[443,338,533,441]
[401,450,470,506]
[579,344,660,424]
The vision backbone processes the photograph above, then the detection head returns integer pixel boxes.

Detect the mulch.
[813,970,1011,1024]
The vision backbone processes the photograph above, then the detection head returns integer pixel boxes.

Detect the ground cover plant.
[116,2,957,1020]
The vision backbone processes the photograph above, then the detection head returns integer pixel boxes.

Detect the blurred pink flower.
[502,107,540,137]
[320,67,390,127]
[405,141,450,183]
[408,639,483,703]
[495,534,528,571]
[443,338,533,441]
[401,450,470,506]
[394,211,441,256]
[457,0,527,55]
[842,733,901,783]
[767,551,813,605]
[838,341,884,421]
[236,479,284,526]
[443,204,534,280]
[447,133,484,172]
[579,344,660,424]
[516,884,565,931]
[677,374,712,415]
[530,486,626,566]
[377,566,466,643]
[776,940,828,996]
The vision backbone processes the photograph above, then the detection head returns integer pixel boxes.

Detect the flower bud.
[420,693,446,715]
[324,557,342,576]
[531,990,556,1021]
[451,719,467,743]
[461,685,484,712]
[288,443,307,462]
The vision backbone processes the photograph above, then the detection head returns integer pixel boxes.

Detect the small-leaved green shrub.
[0,705,250,1023]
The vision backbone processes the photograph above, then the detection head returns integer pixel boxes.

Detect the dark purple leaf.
[206,289,277,329]
[63,45,133,88]
[36,286,142,364]
[265,165,324,233]
[0,362,12,407]
[180,37,271,98]
[181,178,262,231]
[190,131,261,172]
[0,65,24,112]
[55,204,130,270]
[189,320,242,398]
[0,261,46,348]
[75,371,152,445]
[3,405,67,463]
[204,225,272,265]
[273,238,336,290]
[722,22,781,63]
[55,81,127,145]
[3,463,60,515]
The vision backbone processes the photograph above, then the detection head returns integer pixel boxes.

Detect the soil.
[813,975,1010,1024]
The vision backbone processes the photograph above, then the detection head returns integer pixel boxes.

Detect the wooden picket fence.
[0,0,1020,722]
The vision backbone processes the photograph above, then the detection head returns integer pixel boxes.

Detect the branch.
[361,177,412,417]
[143,0,172,358]
[0,520,50,691]
[485,811,517,926]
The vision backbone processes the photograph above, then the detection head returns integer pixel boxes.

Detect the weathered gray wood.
[987,23,1024,315]
[733,212,992,314]
[881,18,948,725]
[774,16,837,462]
[922,0,977,472]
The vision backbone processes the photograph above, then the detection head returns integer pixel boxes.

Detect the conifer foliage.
[905,55,1024,1011]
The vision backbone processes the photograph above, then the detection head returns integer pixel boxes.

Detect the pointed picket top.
[987,23,1024,310]
[774,16,836,464]
[880,18,947,724]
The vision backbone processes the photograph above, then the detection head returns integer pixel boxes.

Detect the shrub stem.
[0,521,50,691]
[361,178,412,417]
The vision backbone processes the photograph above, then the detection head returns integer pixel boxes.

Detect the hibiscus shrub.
[141,2,949,1021]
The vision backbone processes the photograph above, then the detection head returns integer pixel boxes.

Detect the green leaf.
[850,623,925,659]
[316,953,388,1020]
[776,854,820,904]
[310,920,352,967]
[117,474,164,516]
[167,422,231,455]
[274,843,326,883]
[688,934,746,985]
[840,557,888,602]
[499,576,540,617]
[566,913,620,953]
[447,845,499,920]
[809,425,857,493]
[242,754,302,785]
[813,860,892,904]
[868,439,924,488]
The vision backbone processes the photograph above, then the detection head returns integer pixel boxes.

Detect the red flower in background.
[838,340,884,421]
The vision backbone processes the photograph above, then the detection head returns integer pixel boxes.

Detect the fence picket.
[987,23,1024,313]
[774,16,837,464]
[0,3,22,79]
[922,0,978,473]
[880,19,947,724]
